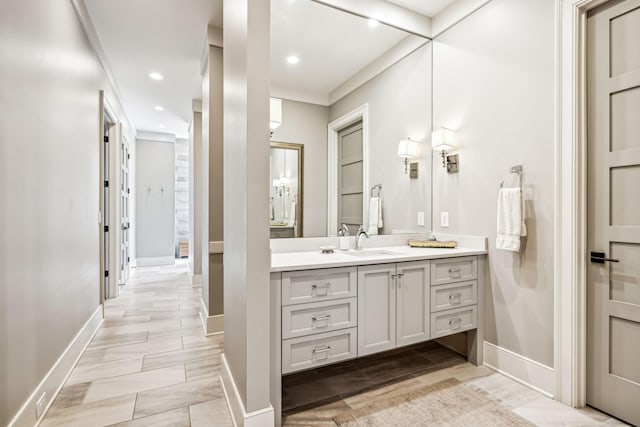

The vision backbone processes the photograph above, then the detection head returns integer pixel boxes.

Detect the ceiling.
[385,0,459,17]
[84,0,222,138]
[271,0,420,104]
[84,0,459,136]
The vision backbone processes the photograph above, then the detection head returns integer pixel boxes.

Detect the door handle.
[590,251,619,264]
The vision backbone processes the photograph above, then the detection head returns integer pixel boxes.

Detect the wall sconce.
[272,176,290,197]
[397,138,419,177]
[432,127,458,173]
[270,98,282,136]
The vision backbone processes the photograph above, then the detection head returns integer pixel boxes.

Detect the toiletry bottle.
[339,224,350,251]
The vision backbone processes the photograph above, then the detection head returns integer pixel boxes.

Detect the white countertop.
[270,245,487,272]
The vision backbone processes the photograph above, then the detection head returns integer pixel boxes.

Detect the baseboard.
[135,256,175,267]
[191,274,203,287]
[220,354,275,427]
[199,298,224,336]
[483,341,554,398]
[9,305,103,427]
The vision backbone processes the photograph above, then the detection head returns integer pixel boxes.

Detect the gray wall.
[330,42,433,234]
[271,100,329,237]
[223,0,272,413]
[0,0,133,424]
[189,108,203,277]
[135,139,176,259]
[432,0,555,366]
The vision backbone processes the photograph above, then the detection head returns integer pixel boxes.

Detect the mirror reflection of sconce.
[270,97,282,137]
[272,176,290,197]
[432,127,458,173]
[397,138,420,178]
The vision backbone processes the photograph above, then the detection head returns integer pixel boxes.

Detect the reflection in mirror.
[271,0,432,238]
[270,143,304,238]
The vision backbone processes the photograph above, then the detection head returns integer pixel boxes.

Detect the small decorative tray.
[408,239,457,249]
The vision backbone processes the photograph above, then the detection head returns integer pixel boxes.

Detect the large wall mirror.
[270,0,432,238]
[270,142,304,238]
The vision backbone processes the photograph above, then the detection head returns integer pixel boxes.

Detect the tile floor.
[40,261,232,427]
[40,262,629,427]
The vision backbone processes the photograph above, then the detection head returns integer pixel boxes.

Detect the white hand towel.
[288,200,296,226]
[367,197,382,235]
[496,188,527,252]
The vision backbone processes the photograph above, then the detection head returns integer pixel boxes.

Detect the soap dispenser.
[338,224,350,251]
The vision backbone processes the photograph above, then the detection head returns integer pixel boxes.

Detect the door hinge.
[127,154,130,159]
[104,225,109,232]
[127,256,130,263]
[104,270,109,278]
[104,136,109,143]
[104,180,109,188]
[127,188,130,194]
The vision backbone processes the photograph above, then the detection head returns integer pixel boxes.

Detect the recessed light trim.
[368,19,380,27]
[154,105,164,111]
[149,72,164,80]
[286,55,300,65]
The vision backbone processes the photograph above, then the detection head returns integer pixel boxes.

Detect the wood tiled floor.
[40,261,232,427]
[40,262,629,427]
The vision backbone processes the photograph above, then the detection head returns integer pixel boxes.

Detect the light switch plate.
[440,212,449,228]
[417,212,425,226]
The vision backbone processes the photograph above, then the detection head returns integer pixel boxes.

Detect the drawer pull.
[311,314,332,325]
[312,283,332,296]
[448,293,462,304]
[448,267,462,274]
[312,345,332,359]
[449,318,462,329]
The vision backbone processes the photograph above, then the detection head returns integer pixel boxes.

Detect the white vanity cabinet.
[358,261,430,356]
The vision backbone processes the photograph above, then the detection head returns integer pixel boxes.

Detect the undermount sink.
[344,250,403,257]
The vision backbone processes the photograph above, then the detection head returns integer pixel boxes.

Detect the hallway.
[39,262,232,426]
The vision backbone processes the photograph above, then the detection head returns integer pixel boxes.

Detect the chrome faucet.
[355,226,370,250]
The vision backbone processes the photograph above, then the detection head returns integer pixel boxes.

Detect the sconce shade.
[272,178,281,187]
[270,97,282,130]
[397,139,419,158]
[431,127,456,151]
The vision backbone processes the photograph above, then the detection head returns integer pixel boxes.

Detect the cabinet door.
[358,264,396,356]
[396,261,430,347]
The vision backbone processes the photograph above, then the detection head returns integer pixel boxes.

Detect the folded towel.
[367,197,382,235]
[496,188,527,252]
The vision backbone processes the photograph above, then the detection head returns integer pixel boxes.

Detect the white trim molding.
[9,306,103,427]
[327,104,370,236]
[135,256,175,267]
[483,341,555,398]
[555,0,608,408]
[199,298,224,336]
[220,355,275,427]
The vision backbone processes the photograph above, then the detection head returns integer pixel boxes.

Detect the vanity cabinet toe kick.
[270,254,485,425]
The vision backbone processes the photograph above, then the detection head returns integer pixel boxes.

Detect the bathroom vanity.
[269,235,487,425]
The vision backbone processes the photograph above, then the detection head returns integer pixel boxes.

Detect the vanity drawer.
[282,267,357,306]
[430,305,477,339]
[431,256,477,285]
[430,281,477,313]
[282,298,357,339]
[282,328,357,374]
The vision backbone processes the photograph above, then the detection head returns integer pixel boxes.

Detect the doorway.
[337,120,364,235]
[586,1,640,425]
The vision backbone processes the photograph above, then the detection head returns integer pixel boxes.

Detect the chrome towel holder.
[370,184,382,198]
[499,165,523,189]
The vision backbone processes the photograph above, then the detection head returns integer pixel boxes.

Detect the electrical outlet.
[440,212,449,228]
[417,212,425,226]
[36,392,47,419]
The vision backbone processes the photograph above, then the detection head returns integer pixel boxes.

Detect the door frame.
[327,103,370,235]
[555,0,611,408]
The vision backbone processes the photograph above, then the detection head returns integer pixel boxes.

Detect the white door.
[587,2,640,425]
[120,136,130,284]
[396,261,430,347]
[357,264,396,356]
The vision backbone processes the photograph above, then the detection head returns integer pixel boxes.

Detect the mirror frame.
[270,141,304,237]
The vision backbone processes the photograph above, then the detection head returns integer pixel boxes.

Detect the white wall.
[432,0,555,367]
[329,42,433,234]
[135,138,176,260]
[271,99,329,236]
[0,0,134,424]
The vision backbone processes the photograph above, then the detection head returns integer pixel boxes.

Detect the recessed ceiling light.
[154,105,164,111]
[158,124,166,129]
[149,72,164,80]
[368,19,380,27]
[286,55,300,65]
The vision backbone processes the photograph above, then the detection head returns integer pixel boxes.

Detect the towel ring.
[370,184,382,198]
[499,165,523,190]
